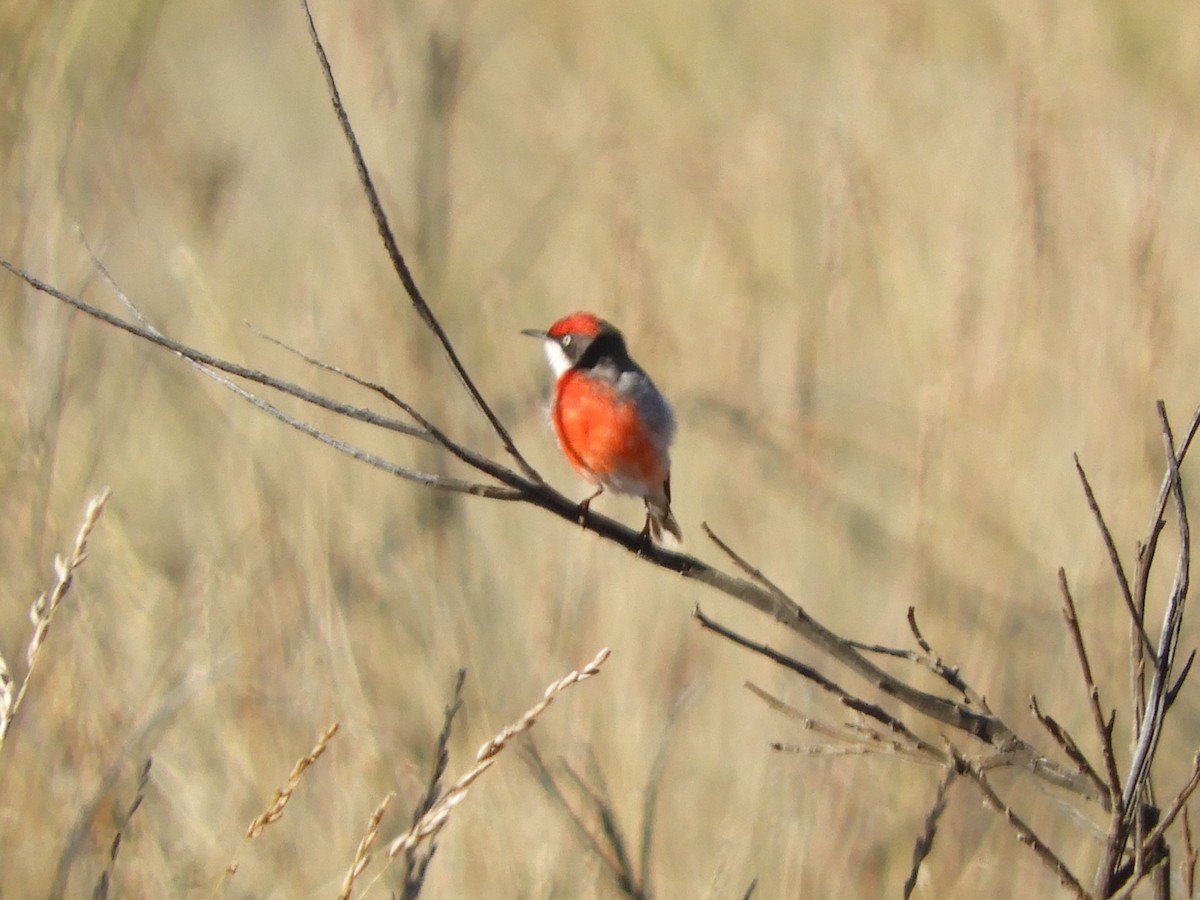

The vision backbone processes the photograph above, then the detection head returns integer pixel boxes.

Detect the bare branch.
[1028,695,1108,805]
[1074,454,1154,658]
[1140,752,1200,865]
[298,0,541,483]
[1057,569,1122,803]
[693,605,944,760]
[1122,403,1192,820]
[903,768,956,900]
[952,750,1088,899]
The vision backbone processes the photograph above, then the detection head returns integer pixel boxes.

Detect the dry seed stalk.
[0,488,112,747]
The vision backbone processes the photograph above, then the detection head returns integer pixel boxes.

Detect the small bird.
[523,312,683,545]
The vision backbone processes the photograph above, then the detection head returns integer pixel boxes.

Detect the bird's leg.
[576,485,604,525]
[636,514,654,555]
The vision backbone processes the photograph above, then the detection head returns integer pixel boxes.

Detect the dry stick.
[696,526,1108,805]
[1059,569,1127,896]
[1074,455,1155,659]
[298,0,542,485]
[749,682,928,760]
[951,749,1088,899]
[902,768,956,900]
[1131,401,1200,735]
[1182,808,1196,898]
[1139,752,1200,862]
[2,257,514,499]
[1058,570,1123,801]
[86,251,526,503]
[1028,696,1109,804]
[1122,403,1191,823]
[693,605,944,761]
[217,722,340,893]
[906,606,989,709]
[837,608,983,710]
[248,327,521,499]
[0,487,111,747]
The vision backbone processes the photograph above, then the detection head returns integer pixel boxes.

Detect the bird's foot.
[575,487,604,527]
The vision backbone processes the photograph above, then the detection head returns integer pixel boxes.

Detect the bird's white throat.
[542,339,572,378]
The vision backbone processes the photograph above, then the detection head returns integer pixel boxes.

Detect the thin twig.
[1058,570,1122,801]
[1123,403,1191,820]
[1074,455,1153,657]
[298,0,542,483]
[952,749,1088,899]
[903,768,956,899]
[701,522,797,614]
[1139,752,1200,861]
[1028,696,1108,804]
[905,607,989,709]
[693,605,943,760]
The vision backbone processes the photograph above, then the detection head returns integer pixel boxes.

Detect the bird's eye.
[561,335,572,348]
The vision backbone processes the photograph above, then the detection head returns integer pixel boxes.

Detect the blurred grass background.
[3,0,1200,896]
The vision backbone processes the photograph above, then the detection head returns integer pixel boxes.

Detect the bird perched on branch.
[523,311,682,546]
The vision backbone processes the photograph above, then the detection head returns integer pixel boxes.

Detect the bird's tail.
[648,503,683,546]
[647,478,683,547]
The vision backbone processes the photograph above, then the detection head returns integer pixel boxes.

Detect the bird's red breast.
[552,369,670,489]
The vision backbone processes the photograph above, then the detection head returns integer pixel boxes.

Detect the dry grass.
[3,0,1200,896]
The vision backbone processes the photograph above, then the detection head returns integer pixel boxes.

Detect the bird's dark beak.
[520,328,548,340]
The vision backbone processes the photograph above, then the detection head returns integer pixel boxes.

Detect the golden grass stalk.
[337,792,394,900]
[344,648,611,899]
[218,721,340,888]
[0,487,112,749]
[384,646,611,859]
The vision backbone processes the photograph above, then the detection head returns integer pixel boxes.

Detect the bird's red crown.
[546,311,607,340]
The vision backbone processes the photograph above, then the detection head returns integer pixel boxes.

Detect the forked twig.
[1122,403,1192,821]
[693,605,942,760]
[1028,696,1108,805]
[952,749,1087,899]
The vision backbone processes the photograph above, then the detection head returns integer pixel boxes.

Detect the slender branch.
[298,0,542,483]
[903,769,956,900]
[1074,454,1154,657]
[694,605,944,760]
[952,750,1088,899]
[1028,695,1108,805]
[1058,570,1122,802]
[0,257,432,444]
[1140,752,1200,862]
[1122,403,1192,820]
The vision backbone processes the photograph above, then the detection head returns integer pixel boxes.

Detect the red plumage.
[524,311,681,545]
